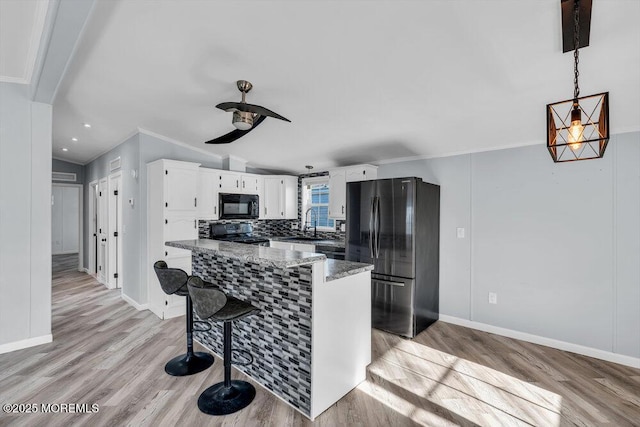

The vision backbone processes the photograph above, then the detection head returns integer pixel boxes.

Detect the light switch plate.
[457,227,465,238]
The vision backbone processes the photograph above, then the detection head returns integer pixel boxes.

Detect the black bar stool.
[153,261,214,376]
[187,276,260,415]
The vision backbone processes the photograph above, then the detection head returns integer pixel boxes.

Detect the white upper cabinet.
[263,175,298,219]
[241,174,263,195]
[329,164,377,220]
[217,170,263,196]
[163,160,199,213]
[219,171,241,192]
[197,168,220,219]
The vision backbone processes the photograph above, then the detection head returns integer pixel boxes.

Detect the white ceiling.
[0,0,49,84]
[38,1,640,171]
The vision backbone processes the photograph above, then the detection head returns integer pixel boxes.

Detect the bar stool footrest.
[193,320,212,332]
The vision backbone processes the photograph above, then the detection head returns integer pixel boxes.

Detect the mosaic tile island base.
[165,239,373,420]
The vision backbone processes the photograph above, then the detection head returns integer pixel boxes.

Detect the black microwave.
[219,193,259,219]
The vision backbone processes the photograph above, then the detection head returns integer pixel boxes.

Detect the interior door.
[97,178,108,284]
[108,173,122,288]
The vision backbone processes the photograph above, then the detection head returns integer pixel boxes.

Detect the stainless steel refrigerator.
[345,177,440,338]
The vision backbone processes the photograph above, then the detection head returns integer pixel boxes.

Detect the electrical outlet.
[291,222,297,229]
[488,292,497,304]
[340,223,346,232]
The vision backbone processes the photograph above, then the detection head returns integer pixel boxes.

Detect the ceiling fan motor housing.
[233,110,253,130]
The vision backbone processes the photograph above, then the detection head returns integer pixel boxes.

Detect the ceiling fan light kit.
[547,0,609,163]
[205,80,290,144]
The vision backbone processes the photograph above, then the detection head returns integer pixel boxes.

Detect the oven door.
[219,193,259,219]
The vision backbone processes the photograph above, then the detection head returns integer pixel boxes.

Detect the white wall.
[52,185,80,254]
[0,83,52,349]
[378,132,640,360]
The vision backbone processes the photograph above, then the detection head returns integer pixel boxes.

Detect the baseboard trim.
[0,334,53,355]
[439,315,640,369]
[121,293,149,311]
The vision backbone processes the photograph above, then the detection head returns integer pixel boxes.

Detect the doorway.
[51,183,83,271]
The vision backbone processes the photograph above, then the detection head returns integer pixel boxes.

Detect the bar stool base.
[197,380,256,415]
[164,352,214,376]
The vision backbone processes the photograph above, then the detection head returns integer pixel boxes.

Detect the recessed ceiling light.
[62,148,68,152]
[71,137,78,142]
[83,123,91,128]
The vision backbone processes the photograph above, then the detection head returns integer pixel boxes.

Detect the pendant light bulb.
[568,105,584,150]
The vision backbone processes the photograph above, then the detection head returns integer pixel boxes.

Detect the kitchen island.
[165,239,373,420]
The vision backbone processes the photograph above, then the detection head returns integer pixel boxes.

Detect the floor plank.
[0,253,638,426]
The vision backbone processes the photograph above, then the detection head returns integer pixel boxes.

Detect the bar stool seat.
[153,261,214,376]
[187,276,260,416]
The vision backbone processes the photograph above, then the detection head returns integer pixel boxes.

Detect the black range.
[209,222,270,246]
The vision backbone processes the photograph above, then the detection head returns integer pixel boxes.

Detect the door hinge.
[165,219,168,224]
[99,266,102,271]
[99,228,102,233]
[114,231,118,237]
[114,190,118,195]
[114,273,118,278]
[165,202,168,208]
[165,170,168,175]
[99,191,102,196]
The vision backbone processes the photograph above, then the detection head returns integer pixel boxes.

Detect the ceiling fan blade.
[215,102,290,122]
[204,115,267,144]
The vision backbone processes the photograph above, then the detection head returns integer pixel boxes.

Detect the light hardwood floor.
[0,254,638,426]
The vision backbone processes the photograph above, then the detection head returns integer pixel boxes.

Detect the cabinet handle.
[194,220,196,229]
[242,181,245,188]
[214,206,217,214]
[165,251,168,256]
[165,202,168,208]
[264,207,267,215]
[236,179,239,187]
[194,197,197,207]
[342,206,344,214]
[165,219,168,224]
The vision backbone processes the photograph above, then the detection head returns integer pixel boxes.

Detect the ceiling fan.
[205,80,291,144]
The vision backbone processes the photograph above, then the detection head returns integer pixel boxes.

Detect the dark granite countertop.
[166,239,326,268]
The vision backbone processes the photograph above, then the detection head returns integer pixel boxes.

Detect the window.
[301,177,335,232]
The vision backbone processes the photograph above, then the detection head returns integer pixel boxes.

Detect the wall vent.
[109,157,122,171]
[52,172,76,182]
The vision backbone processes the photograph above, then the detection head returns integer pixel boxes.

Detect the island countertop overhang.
[166,238,326,268]
[166,239,372,281]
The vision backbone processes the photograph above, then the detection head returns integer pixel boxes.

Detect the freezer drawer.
[371,274,415,338]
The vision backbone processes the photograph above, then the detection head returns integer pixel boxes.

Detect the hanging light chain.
[573,0,580,104]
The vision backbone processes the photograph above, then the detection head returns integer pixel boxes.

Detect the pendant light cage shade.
[547,92,609,162]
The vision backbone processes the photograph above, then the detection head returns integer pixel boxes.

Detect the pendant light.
[547,0,609,162]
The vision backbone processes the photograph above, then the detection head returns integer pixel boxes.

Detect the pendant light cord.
[573,0,580,104]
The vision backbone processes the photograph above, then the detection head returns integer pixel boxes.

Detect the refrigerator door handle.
[369,197,375,258]
[372,278,405,287]
[375,196,381,259]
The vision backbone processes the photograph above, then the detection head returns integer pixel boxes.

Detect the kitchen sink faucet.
[304,208,317,237]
